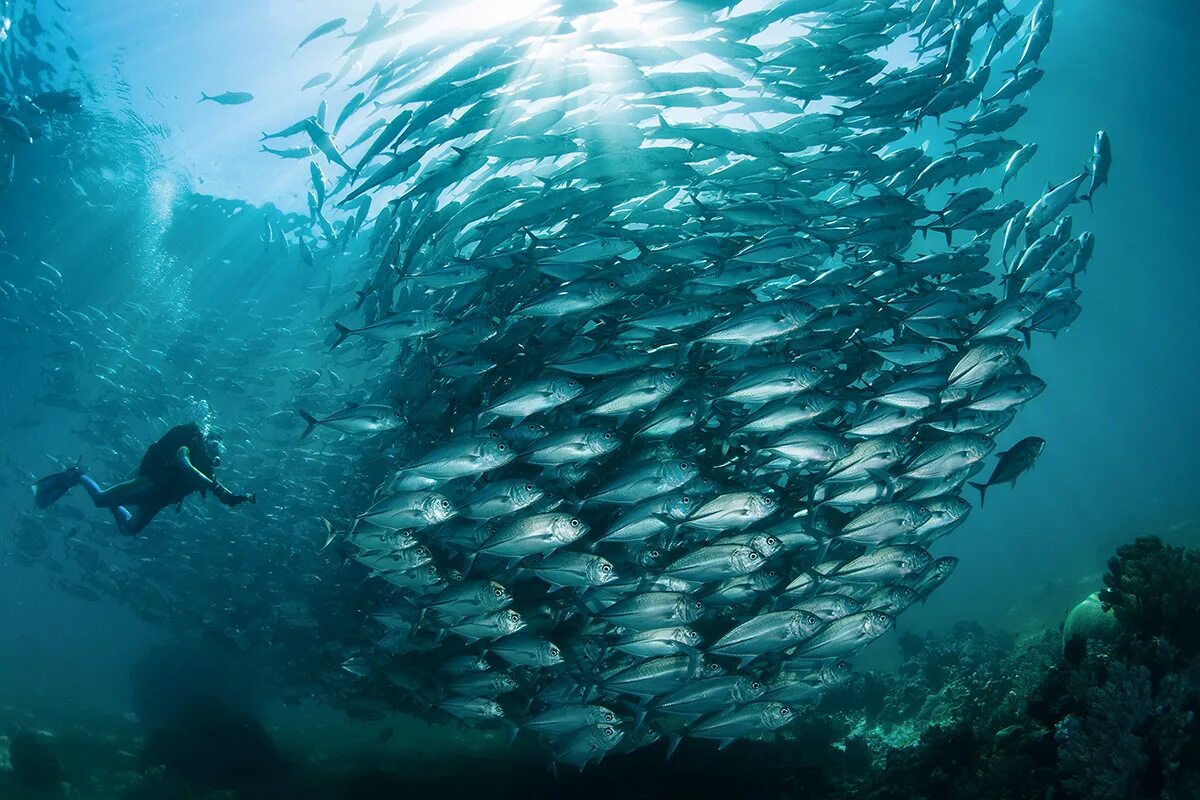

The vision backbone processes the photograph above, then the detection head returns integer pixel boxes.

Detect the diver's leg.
[117,503,162,536]
[111,505,135,532]
[79,475,152,508]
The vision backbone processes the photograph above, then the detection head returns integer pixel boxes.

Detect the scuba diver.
[33,422,255,535]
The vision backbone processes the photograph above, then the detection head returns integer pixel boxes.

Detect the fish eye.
[524,483,535,491]
[607,281,617,289]
[602,564,611,572]
[549,646,560,657]
[749,552,758,560]
[567,379,578,387]
[497,443,507,451]
[682,496,691,504]
[650,550,660,558]
[489,431,500,439]
[780,707,791,716]
[440,499,450,508]
[604,712,614,722]
[604,727,614,736]
[604,432,614,440]
[570,518,581,527]
[494,587,504,597]
[694,602,703,610]
[679,462,688,470]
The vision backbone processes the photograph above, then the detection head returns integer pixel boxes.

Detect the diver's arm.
[211,480,256,507]
[176,446,255,506]
[175,446,215,490]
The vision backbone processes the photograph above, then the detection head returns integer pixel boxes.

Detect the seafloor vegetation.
[3,535,1197,800]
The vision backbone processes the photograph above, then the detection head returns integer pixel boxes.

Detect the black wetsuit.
[139,423,216,504]
[73,423,252,534]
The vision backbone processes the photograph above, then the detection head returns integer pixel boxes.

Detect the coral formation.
[1062,591,1120,649]
[1100,536,1200,661]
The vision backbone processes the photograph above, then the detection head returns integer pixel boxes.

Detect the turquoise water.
[1,1,1197,798]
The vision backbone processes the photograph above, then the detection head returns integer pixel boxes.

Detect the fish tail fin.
[318,516,338,550]
[503,720,520,747]
[331,321,353,350]
[199,93,211,103]
[297,409,320,439]
[665,733,682,760]
[969,481,988,507]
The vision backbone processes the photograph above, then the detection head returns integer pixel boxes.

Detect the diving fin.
[33,465,83,509]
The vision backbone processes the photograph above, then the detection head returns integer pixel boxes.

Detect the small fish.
[294,17,346,54]
[969,436,1046,506]
[199,91,254,105]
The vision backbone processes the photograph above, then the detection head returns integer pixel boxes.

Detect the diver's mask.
[205,435,225,468]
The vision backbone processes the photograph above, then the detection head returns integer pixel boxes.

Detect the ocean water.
[0,1,1197,798]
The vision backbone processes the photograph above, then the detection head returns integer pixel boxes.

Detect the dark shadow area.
[129,643,261,731]
[8,730,63,793]
[139,704,289,797]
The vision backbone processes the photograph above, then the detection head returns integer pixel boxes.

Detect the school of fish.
[2,0,1114,771]
[245,0,1113,768]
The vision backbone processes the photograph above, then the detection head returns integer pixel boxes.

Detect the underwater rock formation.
[1062,591,1120,650]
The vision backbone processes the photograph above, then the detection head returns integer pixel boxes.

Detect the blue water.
[0,0,1197,796]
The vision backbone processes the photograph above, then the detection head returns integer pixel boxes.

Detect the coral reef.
[756,535,1200,800]
[1056,661,1152,799]
[1062,591,1120,649]
[1100,536,1200,661]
